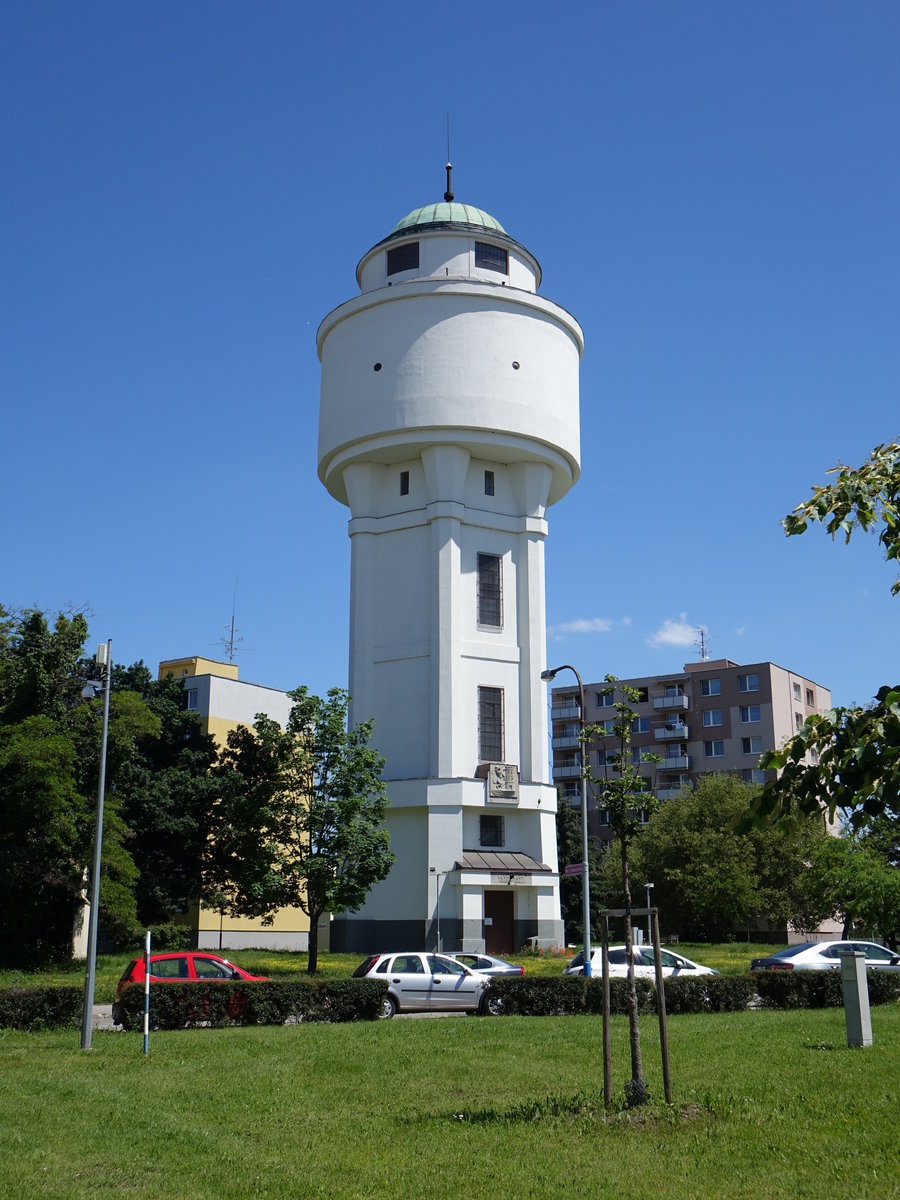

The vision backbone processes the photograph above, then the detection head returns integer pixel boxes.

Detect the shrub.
[753,968,900,1009]
[116,978,387,1031]
[487,976,585,1016]
[0,986,82,1031]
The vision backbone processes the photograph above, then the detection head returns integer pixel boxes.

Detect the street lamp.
[429,867,447,952]
[81,640,111,1051]
[542,664,591,978]
[645,882,654,945]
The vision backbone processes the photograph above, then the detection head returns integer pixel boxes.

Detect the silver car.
[563,945,717,978]
[750,940,900,972]
[446,953,524,978]
[352,951,491,1017]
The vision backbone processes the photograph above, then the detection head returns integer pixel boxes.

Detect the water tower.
[317,169,582,952]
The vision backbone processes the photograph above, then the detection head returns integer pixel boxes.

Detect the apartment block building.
[549,659,830,841]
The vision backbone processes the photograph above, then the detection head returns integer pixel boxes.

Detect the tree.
[0,610,156,963]
[584,676,661,1108]
[614,775,831,941]
[802,831,900,947]
[114,663,219,930]
[751,442,900,828]
[555,792,604,944]
[209,687,394,973]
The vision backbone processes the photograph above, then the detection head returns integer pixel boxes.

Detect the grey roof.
[456,851,552,873]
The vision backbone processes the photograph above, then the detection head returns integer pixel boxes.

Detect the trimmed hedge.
[115,978,387,1030]
[0,986,82,1031]
[488,970,896,1016]
[752,969,900,1009]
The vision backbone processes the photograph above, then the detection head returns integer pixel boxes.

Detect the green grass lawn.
[2,1004,898,1199]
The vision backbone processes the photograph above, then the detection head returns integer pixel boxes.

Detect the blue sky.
[2,2,897,709]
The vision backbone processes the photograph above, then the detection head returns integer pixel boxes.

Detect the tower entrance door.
[484,891,514,955]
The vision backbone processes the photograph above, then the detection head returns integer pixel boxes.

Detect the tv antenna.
[695,626,711,663]
[215,579,244,663]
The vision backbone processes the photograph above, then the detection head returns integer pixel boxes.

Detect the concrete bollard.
[840,951,872,1048]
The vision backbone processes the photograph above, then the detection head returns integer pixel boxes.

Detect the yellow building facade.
[158,656,328,952]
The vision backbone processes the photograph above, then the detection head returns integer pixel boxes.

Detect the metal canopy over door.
[484,891,514,954]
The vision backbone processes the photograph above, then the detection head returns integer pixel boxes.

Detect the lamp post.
[429,866,446,952]
[542,664,591,978]
[645,882,654,946]
[81,640,111,1051]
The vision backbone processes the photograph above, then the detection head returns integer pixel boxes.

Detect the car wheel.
[482,992,504,1016]
[381,994,397,1019]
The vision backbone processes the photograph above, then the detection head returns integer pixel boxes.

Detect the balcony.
[657,777,693,801]
[552,735,581,749]
[553,764,582,779]
[653,694,689,712]
[551,702,581,721]
[654,723,689,741]
[657,754,691,772]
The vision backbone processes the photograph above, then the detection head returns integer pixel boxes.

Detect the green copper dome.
[390,202,507,237]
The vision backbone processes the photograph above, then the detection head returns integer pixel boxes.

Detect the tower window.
[475,241,508,274]
[399,470,409,496]
[478,686,504,762]
[387,241,419,276]
[477,553,502,627]
[484,470,495,496]
[479,814,504,848]
[185,689,199,711]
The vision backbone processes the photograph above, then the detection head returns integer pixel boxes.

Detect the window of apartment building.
[634,686,649,703]
[738,673,759,693]
[631,746,652,765]
[741,736,763,755]
[185,688,199,711]
[484,470,495,496]
[806,688,814,706]
[701,678,721,696]
[399,470,410,496]
[702,709,723,727]
[475,241,509,274]
[631,716,650,734]
[664,682,686,698]
[663,745,687,762]
[596,690,614,707]
[792,682,801,700]
[597,748,613,768]
[795,711,804,730]
[387,241,419,275]
[479,814,504,848]
[704,740,724,758]
[741,768,767,785]
[597,810,611,827]
[740,705,760,723]
[476,553,502,627]
[477,686,504,762]
[599,718,616,734]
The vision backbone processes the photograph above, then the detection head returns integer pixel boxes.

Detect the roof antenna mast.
[444,113,454,202]
[695,626,711,663]
[216,578,244,663]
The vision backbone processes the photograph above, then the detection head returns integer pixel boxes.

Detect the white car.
[750,940,900,972]
[563,945,717,978]
[351,951,492,1016]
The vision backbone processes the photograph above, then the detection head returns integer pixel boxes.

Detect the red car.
[112,951,268,1024]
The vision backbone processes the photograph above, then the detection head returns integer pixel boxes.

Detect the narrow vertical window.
[484,470,495,496]
[399,470,409,496]
[477,553,501,627]
[478,686,504,762]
